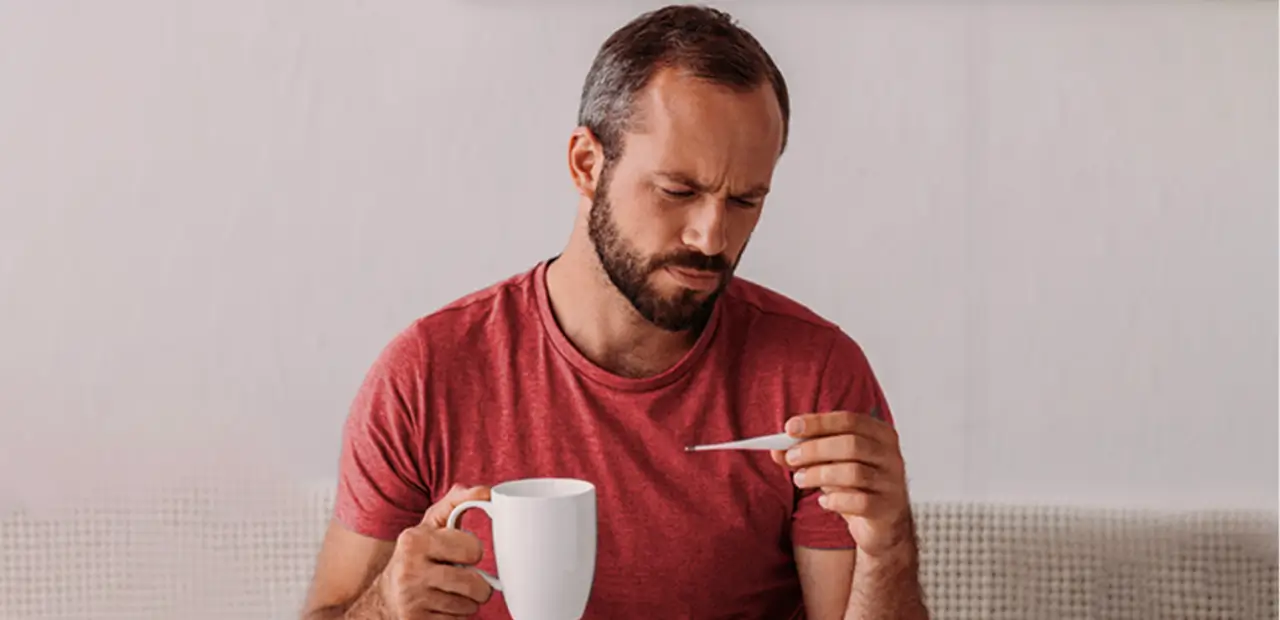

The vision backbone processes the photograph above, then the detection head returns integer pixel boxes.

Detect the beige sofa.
[1,482,1274,619]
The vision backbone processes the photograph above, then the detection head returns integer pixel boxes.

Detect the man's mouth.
[664,266,722,291]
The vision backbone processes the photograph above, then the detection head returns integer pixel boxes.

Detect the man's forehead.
[612,71,783,181]
[652,169,771,197]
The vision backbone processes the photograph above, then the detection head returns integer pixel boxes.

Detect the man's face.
[587,69,785,332]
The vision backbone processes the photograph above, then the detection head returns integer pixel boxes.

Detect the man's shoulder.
[722,276,843,335]
[429,266,537,320]
[719,275,871,363]
[721,276,882,412]
[397,264,539,348]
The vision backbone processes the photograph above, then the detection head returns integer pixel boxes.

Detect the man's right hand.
[374,484,495,618]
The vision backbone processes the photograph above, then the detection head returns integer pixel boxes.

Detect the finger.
[423,527,486,565]
[785,409,897,445]
[422,484,492,528]
[818,490,899,519]
[404,586,482,617]
[792,462,889,492]
[425,562,495,605]
[769,449,793,470]
[784,433,897,470]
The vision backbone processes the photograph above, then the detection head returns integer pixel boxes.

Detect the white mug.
[446,477,597,620]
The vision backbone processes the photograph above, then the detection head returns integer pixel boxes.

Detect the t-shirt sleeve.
[332,325,434,541]
[791,330,895,549]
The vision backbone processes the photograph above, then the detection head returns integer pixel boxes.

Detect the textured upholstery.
[2,483,1275,619]
[915,504,1277,619]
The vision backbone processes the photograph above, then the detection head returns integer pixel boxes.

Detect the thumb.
[769,449,793,470]
[421,483,492,528]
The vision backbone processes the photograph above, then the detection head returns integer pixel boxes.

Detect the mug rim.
[491,477,595,500]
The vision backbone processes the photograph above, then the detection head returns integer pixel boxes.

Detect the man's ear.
[567,127,605,199]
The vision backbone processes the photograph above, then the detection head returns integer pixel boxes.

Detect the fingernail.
[792,471,805,487]
[786,417,804,435]
[818,494,830,509]
[785,448,800,464]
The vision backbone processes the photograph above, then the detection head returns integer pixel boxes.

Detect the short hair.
[576,4,791,161]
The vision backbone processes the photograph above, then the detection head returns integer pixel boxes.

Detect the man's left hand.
[771,409,914,558]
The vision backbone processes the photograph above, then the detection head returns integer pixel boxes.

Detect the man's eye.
[731,197,760,208]
[662,188,695,199]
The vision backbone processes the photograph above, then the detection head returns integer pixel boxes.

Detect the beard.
[587,164,738,333]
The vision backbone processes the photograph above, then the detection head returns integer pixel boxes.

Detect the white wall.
[1,1,1274,514]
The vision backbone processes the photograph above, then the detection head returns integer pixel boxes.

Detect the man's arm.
[302,485,496,620]
[300,520,395,619]
[795,541,928,620]
[302,321,463,619]
[785,333,928,618]
[795,546,854,620]
[845,530,928,620]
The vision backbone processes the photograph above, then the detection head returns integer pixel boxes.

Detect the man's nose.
[680,199,728,258]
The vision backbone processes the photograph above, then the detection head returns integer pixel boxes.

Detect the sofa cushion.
[1,483,1274,619]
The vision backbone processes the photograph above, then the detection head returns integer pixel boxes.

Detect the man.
[302,5,927,619]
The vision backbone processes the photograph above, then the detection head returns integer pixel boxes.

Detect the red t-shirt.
[334,260,894,619]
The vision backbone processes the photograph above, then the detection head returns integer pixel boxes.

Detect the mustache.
[654,252,731,273]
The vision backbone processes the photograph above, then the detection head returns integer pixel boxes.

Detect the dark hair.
[576,4,791,161]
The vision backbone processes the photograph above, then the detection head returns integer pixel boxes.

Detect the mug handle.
[445,500,504,592]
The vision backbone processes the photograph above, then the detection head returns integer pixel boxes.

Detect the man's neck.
[544,241,699,379]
